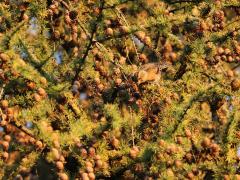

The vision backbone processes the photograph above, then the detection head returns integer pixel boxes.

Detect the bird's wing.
[141,63,158,71]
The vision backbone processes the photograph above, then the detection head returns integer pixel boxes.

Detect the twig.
[95,42,129,80]
[169,6,186,13]
[232,63,240,71]
[0,84,5,100]
[171,87,224,137]
[115,8,140,62]
[130,107,135,146]
[72,0,105,84]
[167,0,201,5]
[9,122,36,140]
[114,6,162,62]
[103,0,134,9]
[60,0,70,10]
[1,21,26,50]
[0,87,39,146]
[18,39,56,83]
[0,85,5,123]
[224,17,240,28]
[97,29,139,42]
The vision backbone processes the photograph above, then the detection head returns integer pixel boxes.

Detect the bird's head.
[137,70,148,85]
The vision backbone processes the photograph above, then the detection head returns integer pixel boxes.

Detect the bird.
[137,62,169,84]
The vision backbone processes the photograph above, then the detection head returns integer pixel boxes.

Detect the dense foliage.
[0,0,240,179]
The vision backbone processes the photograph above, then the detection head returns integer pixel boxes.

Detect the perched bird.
[137,62,169,84]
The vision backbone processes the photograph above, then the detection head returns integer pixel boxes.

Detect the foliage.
[0,0,240,179]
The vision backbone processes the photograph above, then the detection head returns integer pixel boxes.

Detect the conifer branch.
[103,0,134,9]
[1,0,240,179]
[171,88,218,136]
[174,57,188,80]
[167,0,202,4]
[18,39,57,84]
[1,21,26,50]
[72,0,105,84]
[9,122,36,142]
[0,84,5,100]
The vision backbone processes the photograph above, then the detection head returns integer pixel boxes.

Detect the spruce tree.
[0,0,240,179]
